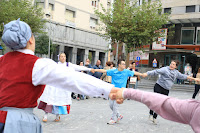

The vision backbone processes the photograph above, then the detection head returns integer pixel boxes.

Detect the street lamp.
[46,13,52,58]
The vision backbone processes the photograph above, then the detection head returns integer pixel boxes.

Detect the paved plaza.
[34,86,196,133]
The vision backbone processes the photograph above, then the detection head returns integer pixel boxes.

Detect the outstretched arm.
[33,59,112,99]
[116,89,200,132]
[68,62,94,72]
[187,76,200,82]
[134,71,143,77]
[142,67,166,77]
[94,69,107,73]
[177,71,200,82]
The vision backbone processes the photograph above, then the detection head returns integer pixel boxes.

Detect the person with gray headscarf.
[0,18,123,133]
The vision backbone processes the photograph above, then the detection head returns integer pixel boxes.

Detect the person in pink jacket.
[116,89,200,133]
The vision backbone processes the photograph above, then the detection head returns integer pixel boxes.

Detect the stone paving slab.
[34,88,195,133]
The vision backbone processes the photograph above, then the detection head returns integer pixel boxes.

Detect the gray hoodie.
[147,66,187,90]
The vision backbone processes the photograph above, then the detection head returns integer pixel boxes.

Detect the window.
[196,27,200,44]
[107,1,111,9]
[49,3,54,11]
[36,2,44,9]
[164,8,171,14]
[137,0,143,6]
[65,9,75,23]
[90,18,98,29]
[47,3,54,17]
[91,0,98,7]
[186,5,195,13]
[181,27,195,44]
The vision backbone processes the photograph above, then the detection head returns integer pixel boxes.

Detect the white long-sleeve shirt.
[16,49,114,99]
[40,60,94,105]
[57,61,92,72]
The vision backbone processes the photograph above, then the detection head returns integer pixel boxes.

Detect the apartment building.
[35,0,111,66]
[128,0,200,73]
[155,0,200,72]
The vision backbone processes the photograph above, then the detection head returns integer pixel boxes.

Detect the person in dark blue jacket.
[92,60,103,79]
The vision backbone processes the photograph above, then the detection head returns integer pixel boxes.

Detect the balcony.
[65,20,76,28]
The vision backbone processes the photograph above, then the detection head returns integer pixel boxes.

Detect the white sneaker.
[149,115,153,122]
[153,118,157,125]
[107,119,116,125]
[42,118,47,122]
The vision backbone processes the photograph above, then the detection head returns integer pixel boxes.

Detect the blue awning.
[0,45,2,50]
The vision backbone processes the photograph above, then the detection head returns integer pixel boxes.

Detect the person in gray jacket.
[142,60,199,124]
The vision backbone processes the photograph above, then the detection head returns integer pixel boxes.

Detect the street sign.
[136,56,140,61]
[152,58,157,67]
[153,63,157,67]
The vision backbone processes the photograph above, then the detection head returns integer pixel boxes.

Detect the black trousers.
[149,83,169,119]
[192,84,200,99]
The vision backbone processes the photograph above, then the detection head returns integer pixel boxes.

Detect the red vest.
[0,51,45,108]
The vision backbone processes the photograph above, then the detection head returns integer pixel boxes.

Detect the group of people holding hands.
[1,19,200,133]
[93,59,200,127]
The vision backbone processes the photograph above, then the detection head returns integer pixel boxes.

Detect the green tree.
[35,34,57,57]
[95,0,172,53]
[0,41,6,54]
[0,0,46,37]
[1,43,6,54]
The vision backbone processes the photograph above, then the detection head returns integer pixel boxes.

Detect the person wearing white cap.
[0,18,123,133]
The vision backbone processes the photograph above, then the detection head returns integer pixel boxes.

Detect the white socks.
[56,114,60,120]
[43,112,48,119]
[44,112,60,120]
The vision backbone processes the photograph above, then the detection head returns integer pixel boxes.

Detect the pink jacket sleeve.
[123,89,200,132]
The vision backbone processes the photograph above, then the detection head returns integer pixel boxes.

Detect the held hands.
[109,87,124,104]
[116,88,125,104]
[141,73,148,78]
[90,69,95,73]
[93,69,98,72]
